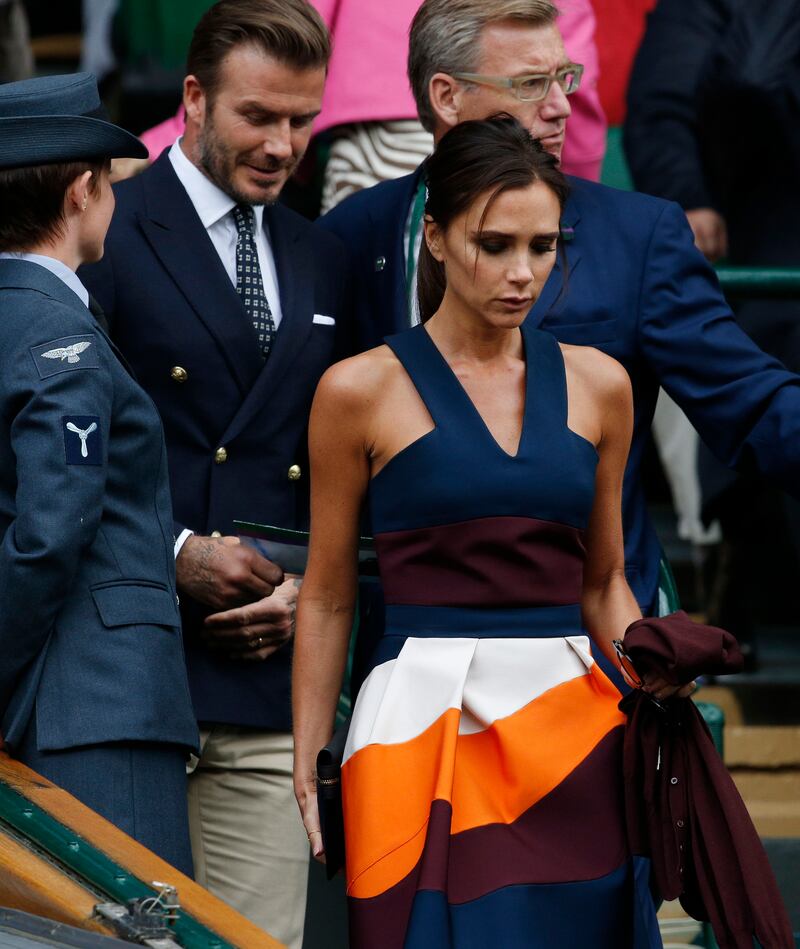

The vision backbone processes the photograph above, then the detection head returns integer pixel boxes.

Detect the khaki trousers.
[188,726,309,949]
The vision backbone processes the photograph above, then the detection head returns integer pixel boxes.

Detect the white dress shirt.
[0,252,90,309]
[168,138,283,328]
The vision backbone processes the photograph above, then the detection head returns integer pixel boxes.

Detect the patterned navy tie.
[232,203,275,358]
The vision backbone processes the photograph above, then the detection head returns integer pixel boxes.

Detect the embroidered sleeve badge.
[31,335,99,378]
[63,415,102,466]
[42,341,92,363]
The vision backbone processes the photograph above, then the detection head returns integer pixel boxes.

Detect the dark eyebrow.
[470,230,561,240]
[471,229,511,239]
[236,103,320,122]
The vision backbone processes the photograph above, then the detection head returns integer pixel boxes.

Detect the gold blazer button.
[214,447,228,464]
[287,464,302,481]
[170,366,188,382]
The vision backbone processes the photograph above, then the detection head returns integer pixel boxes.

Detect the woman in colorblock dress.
[293,115,690,948]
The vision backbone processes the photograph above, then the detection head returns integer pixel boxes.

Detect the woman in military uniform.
[0,74,199,874]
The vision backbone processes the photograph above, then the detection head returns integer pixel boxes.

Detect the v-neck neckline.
[419,324,531,460]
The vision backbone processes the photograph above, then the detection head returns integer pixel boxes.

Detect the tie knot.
[232,203,256,236]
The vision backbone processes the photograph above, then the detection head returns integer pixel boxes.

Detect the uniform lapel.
[527,186,583,328]
[138,155,263,395]
[220,203,313,443]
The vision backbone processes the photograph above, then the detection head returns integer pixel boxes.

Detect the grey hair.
[408,0,559,133]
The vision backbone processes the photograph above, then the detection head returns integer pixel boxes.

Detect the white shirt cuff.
[174,528,193,558]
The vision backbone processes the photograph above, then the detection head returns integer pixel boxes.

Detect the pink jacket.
[140,0,606,180]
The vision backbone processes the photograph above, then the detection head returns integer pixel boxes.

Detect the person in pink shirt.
[135,0,606,197]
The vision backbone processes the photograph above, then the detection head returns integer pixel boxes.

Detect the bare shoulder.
[313,344,401,416]
[560,343,632,409]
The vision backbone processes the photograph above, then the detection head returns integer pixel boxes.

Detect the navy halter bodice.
[366,321,598,652]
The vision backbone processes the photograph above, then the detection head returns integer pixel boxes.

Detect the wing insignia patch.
[42,340,92,363]
[31,335,99,378]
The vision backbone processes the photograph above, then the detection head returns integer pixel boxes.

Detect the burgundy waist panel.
[375,515,586,608]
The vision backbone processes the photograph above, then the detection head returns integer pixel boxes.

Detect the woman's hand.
[641,673,697,702]
[295,778,325,862]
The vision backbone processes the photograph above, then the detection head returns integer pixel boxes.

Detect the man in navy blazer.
[81,2,348,944]
[318,0,800,620]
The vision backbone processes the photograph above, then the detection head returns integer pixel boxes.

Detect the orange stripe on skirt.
[343,663,624,899]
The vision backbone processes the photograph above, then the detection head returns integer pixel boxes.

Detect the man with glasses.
[318,0,800,644]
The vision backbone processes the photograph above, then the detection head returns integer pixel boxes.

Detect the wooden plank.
[725,726,800,768]
[0,832,111,935]
[0,754,286,949]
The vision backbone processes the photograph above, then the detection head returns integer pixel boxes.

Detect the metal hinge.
[95,882,182,947]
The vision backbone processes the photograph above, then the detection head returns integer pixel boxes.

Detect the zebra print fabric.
[321,119,433,213]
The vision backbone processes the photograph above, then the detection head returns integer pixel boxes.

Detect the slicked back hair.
[409,0,559,133]
[187,0,330,103]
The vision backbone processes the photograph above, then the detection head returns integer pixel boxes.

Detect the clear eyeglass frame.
[453,63,584,102]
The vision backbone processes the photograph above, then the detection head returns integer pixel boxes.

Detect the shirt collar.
[168,137,265,234]
[0,252,89,307]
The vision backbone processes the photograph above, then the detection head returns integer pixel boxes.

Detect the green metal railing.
[715,266,800,299]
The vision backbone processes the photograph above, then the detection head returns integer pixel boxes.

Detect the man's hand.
[201,575,302,660]
[176,534,284,611]
[686,207,728,263]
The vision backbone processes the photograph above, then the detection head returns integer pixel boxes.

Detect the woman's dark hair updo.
[417,114,569,322]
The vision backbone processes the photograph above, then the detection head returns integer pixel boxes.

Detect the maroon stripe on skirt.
[348,727,626,944]
[374,515,586,607]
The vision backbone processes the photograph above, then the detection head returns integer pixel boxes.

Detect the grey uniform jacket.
[0,259,198,754]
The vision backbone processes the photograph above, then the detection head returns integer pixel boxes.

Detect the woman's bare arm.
[576,350,642,667]
[292,355,375,858]
[575,348,695,700]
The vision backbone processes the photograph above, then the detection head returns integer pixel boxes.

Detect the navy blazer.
[317,171,800,613]
[0,260,198,754]
[81,154,350,730]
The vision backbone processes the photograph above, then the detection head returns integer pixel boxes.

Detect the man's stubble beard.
[197,112,296,207]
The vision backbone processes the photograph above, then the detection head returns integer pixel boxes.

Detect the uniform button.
[170,366,188,382]
[287,464,302,481]
[215,447,228,464]
[676,819,685,828]
[670,777,678,785]
[210,530,222,538]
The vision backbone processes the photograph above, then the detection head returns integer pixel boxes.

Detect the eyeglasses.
[612,638,668,713]
[453,63,584,102]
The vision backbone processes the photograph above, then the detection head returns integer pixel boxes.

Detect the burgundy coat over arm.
[619,610,793,949]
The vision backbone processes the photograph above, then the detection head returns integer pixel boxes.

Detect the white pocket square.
[312,314,336,326]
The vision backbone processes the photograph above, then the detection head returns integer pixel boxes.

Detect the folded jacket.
[619,611,792,949]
